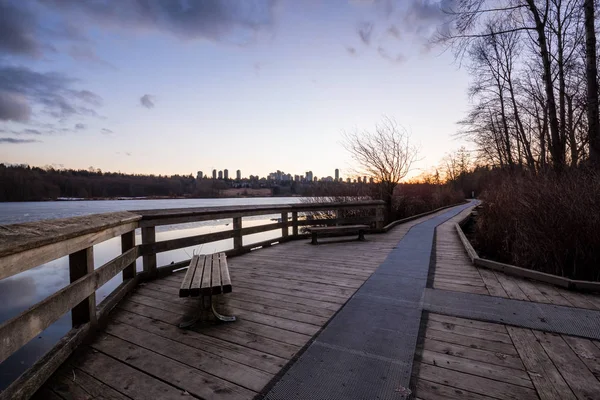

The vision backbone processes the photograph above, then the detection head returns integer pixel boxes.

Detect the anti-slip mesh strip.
[423,288,600,340]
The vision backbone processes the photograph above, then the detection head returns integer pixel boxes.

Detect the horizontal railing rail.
[0,200,385,400]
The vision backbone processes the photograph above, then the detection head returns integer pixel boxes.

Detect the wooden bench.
[178,252,235,328]
[307,224,370,245]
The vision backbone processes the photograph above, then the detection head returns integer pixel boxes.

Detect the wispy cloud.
[74,123,86,130]
[140,94,155,109]
[358,22,374,45]
[0,137,41,144]
[101,128,113,135]
[0,65,104,122]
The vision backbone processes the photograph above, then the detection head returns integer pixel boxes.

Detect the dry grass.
[476,170,600,281]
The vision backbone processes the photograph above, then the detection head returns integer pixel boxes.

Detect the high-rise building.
[369,177,374,184]
[218,170,223,179]
[236,170,241,180]
[346,178,351,183]
[335,169,339,182]
[357,177,362,183]
[224,169,229,180]
[197,171,203,180]
[363,176,367,184]
[212,169,217,179]
[306,171,313,182]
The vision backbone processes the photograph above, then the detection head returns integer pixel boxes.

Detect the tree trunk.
[526,0,564,170]
[584,0,600,167]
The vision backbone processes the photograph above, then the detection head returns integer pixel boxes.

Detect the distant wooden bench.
[308,224,370,245]
[178,252,235,328]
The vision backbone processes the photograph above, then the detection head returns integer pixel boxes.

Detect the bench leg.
[211,300,236,322]
[178,314,202,329]
[358,230,365,241]
[311,232,318,245]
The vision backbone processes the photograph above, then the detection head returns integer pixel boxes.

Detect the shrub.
[392,183,465,220]
[476,170,600,281]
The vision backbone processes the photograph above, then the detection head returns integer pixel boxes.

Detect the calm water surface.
[0,197,303,389]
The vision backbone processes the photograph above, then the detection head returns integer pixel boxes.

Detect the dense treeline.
[0,164,199,201]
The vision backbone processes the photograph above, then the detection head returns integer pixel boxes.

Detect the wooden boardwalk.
[414,207,600,400]
[30,204,600,400]
[33,210,443,400]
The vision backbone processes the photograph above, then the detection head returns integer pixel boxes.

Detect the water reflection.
[0,198,302,390]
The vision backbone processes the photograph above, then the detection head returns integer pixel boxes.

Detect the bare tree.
[584,0,600,166]
[342,117,419,215]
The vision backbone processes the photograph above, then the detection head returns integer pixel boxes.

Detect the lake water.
[0,197,304,390]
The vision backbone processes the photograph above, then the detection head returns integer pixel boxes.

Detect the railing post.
[233,216,242,250]
[281,212,289,238]
[141,226,157,278]
[121,230,136,280]
[292,211,298,236]
[375,204,385,230]
[69,247,97,327]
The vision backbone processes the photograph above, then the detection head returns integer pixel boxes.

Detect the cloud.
[387,25,401,39]
[358,22,374,45]
[377,46,406,64]
[346,46,357,55]
[101,128,113,135]
[140,94,155,109]
[74,123,86,130]
[0,65,103,122]
[0,91,31,122]
[0,138,41,144]
[68,45,117,69]
[39,0,278,45]
[0,1,42,57]
[125,152,131,156]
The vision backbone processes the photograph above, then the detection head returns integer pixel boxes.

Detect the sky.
[0,0,470,180]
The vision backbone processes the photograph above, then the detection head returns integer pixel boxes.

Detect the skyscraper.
[224,169,229,180]
[212,169,217,179]
[218,170,223,179]
[236,170,241,180]
[335,169,339,182]
[197,171,203,180]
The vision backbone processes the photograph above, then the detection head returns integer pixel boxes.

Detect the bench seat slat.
[199,255,213,296]
[190,255,206,297]
[212,255,222,295]
[219,253,232,294]
[308,224,369,234]
[179,255,199,297]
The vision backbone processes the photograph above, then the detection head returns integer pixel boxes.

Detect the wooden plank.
[233,279,348,305]
[425,328,518,355]
[121,230,136,280]
[91,333,256,399]
[69,247,97,327]
[478,268,509,298]
[532,330,600,399]
[535,284,574,306]
[562,335,600,378]
[220,253,232,293]
[0,323,91,400]
[75,349,195,400]
[117,300,301,358]
[212,254,222,295]
[0,211,139,258]
[420,337,525,370]
[494,273,530,301]
[179,255,198,297]
[43,365,130,400]
[0,247,138,364]
[30,388,62,400]
[199,254,214,296]
[427,314,507,333]
[141,226,156,277]
[0,220,138,281]
[433,281,489,295]
[555,288,600,310]
[190,255,206,297]
[113,308,287,374]
[219,297,328,326]
[506,326,577,400]
[513,278,552,303]
[417,348,534,388]
[431,276,487,287]
[426,320,512,344]
[103,321,272,392]
[414,378,494,400]
[416,363,538,400]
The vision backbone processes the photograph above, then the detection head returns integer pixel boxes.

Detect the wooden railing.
[0,200,385,400]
